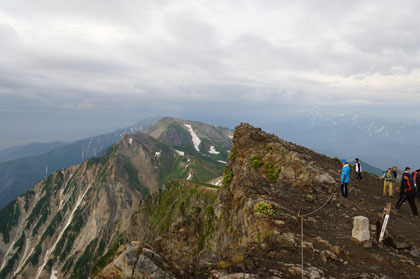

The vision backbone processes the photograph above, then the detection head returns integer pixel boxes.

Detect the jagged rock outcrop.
[95,242,174,279]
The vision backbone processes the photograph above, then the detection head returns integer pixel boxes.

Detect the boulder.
[95,244,175,279]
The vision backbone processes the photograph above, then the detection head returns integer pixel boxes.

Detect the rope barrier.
[297,185,337,278]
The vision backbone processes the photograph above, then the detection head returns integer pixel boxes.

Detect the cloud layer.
[1,0,420,147]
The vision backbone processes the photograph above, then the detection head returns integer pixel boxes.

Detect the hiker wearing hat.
[396,167,419,216]
[355,158,363,181]
[340,159,350,198]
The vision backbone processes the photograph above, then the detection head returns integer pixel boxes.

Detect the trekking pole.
[297,186,336,279]
[298,209,304,279]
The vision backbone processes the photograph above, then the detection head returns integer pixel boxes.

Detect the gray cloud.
[1,0,420,148]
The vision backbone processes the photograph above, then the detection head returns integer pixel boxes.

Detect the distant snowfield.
[155,151,161,158]
[212,178,222,186]
[218,160,227,164]
[208,146,220,154]
[374,126,385,134]
[184,124,201,152]
[175,150,185,156]
[128,138,133,145]
[228,135,233,139]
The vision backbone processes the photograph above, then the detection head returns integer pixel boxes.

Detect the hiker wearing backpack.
[340,159,350,198]
[412,169,420,200]
[382,168,394,197]
[392,166,398,188]
[396,167,419,216]
[355,158,363,181]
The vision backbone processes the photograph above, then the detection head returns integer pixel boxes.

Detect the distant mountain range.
[266,112,420,170]
[0,142,66,163]
[0,117,161,209]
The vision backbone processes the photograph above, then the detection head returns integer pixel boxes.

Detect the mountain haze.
[0,142,66,164]
[0,117,160,209]
[269,112,420,169]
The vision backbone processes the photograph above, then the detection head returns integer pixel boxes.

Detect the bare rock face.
[95,243,174,279]
[210,123,340,254]
[229,123,336,187]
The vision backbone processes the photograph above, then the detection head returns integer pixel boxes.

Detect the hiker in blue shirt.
[341,159,350,198]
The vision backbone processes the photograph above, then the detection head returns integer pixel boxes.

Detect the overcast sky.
[1,0,420,148]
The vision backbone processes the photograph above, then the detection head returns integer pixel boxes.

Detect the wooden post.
[379,203,391,243]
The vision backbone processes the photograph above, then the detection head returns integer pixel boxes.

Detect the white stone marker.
[352,216,370,242]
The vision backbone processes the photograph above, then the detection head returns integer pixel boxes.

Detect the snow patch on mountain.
[374,126,385,134]
[212,178,222,186]
[175,150,184,156]
[184,124,201,152]
[218,160,227,164]
[208,146,220,154]
[128,138,133,145]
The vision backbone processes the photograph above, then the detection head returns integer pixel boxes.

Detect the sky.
[1,0,420,149]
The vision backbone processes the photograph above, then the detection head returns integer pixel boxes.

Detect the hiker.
[382,168,394,197]
[340,159,350,198]
[412,169,420,200]
[355,158,363,181]
[392,166,398,188]
[395,167,419,216]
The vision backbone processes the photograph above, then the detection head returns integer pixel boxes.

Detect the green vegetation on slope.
[0,200,20,243]
[117,155,150,197]
[134,181,218,246]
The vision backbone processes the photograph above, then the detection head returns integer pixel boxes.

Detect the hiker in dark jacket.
[412,169,420,200]
[355,158,363,181]
[392,166,398,188]
[396,167,419,216]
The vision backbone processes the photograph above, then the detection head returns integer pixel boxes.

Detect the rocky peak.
[229,122,336,189]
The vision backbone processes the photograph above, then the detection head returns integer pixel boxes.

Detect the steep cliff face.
[99,123,420,279]
[0,130,226,279]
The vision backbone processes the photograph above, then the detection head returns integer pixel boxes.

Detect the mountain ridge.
[0,119,232,278]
